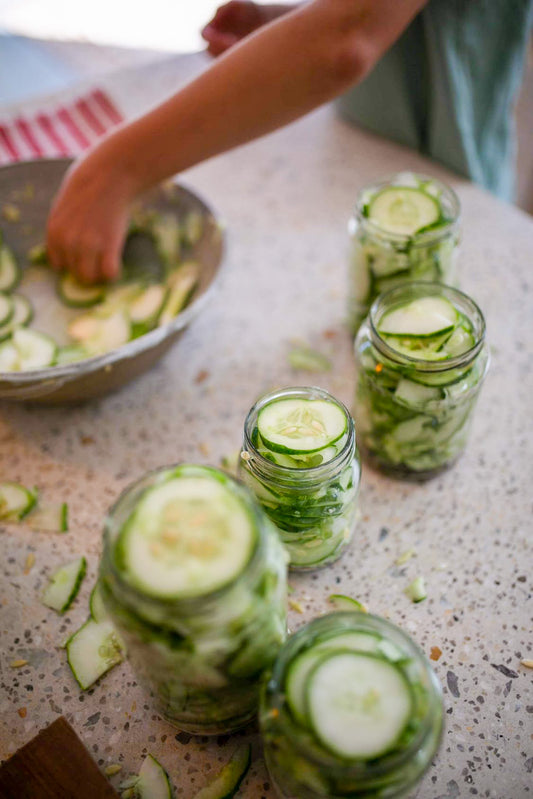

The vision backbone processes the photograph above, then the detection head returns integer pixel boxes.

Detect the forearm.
[102,0,426,194]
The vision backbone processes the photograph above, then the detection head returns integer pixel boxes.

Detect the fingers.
[201,25,239,56]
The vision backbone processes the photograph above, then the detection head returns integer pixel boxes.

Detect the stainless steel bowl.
[0,159,224,403]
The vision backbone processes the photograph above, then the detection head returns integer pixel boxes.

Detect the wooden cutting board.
[0,716,120,798]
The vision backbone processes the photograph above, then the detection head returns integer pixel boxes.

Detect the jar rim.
[102,463,265,608]
[262,611,443,777]
[242,386,356,483]
[352,171,460,246]
[367,282,487,372]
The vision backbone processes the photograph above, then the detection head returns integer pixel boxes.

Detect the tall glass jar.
[260,612,443,799]
[354,283,489,479]
[348,172,460,334]
[239,387,360,571]
[99,464,288,734]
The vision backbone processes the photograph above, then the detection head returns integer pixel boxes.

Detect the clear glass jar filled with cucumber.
[99,464,288,734]
[260,612,443,799]
[348,172,460,334]
[354,283,489,479]
[239,387,360,571]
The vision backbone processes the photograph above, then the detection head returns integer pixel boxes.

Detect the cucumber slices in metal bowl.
[0,158,224,403]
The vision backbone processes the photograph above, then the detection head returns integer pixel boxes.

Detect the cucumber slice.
[0,293,14,326]
[116,470,256,600]
[89,582,108,622]
[42,556,86,613]
[26,501,69,532]
[405,576,427,603]
[394,378,444,406]
[54,345,89,365]
[193,744,251,799]
[441,325,475,357]
[68,309,130,355]
[0,328,56,371]
[368,187,440,236]
[134,754,172,799]
[129,284,167,327]
[0,244,21,290]
[307,651,412,759]
[158,262,199,326]
[0,294,34,343]
[58,272,106,308]
[328,594,368,612]
[378,297,458,337]
[151,213,182,268]
[257,398,347,454]
[0,481,37,520]
[286,633,382,725]
[66,618,124,690]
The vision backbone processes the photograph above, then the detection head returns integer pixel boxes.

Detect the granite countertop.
[1,52,532,799]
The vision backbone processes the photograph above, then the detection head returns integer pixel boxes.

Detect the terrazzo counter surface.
[1,52,532,798]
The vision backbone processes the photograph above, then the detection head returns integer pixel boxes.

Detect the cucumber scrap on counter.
[0,209,202,372]
[42,556,87,614]
[0,481,68,531]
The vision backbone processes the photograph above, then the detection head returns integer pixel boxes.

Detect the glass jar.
[99,464,288,734]
[354,283,489,479]
[348,172,460,334]
[260,612,443,799]
[239,387,360,571]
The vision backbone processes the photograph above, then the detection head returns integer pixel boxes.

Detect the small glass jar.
[354,283,489,479]
[348,172,460,334]
[260,612,443,799]
[239,387,360,571]
[99,464,288,734]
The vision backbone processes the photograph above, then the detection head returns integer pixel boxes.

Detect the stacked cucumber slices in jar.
[239,388,360,570]
[354,284,489,477]
[0,211,201,372]
[99,464,288,734]
[348,173,460,334]
[260,613,443,798]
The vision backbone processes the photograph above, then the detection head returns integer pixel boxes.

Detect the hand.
[46,142,135,284]
[201,2,292,56]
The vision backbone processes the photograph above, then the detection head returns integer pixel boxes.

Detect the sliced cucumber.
[193,744,251,799]
[286,632,382,725]
[0,482,37,520]
[257,398,347,454]
[26,501,69,532]
[0,328,56,371]
[368,187,440,236]
[68,309,130,356]
[0,293,13,326]
[405,576,427,603]
[42,556,86,613]
[151,213,182,268]
[134,754,172,799]
[129,283,167,328]
[66,618,124,690]
[378,296,458,337]
[328,594,368,613]
[0,244,21,291]
[394,378,443,406]
[307,651,412,759]
[158,262,199,326]
[54,345,89,366]
[89,581,108,622]
[58,272,106,308]
[116,469,256,600]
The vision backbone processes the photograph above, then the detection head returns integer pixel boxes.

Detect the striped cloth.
[0,88,123,165]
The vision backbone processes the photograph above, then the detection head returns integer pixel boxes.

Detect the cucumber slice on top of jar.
[239,387,360,570]
[260,612,443,799]
[99,464,287,735]
[354,283,489,479]
[348,172,460,335]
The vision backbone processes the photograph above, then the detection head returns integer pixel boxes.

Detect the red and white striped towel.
[0,88,123,165]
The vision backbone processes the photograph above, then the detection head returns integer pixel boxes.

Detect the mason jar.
[354,283,489,479]
[99,463,288,734]
[260,612,443,799]
[348,172,460,334]
[239,386,360,571]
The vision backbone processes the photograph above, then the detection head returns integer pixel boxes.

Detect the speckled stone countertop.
[1,53,532,799]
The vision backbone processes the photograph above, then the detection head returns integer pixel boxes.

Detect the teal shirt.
[337,0,533,201]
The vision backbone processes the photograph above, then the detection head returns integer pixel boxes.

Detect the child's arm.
[201,2,296,56]
[47,0,427,283]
